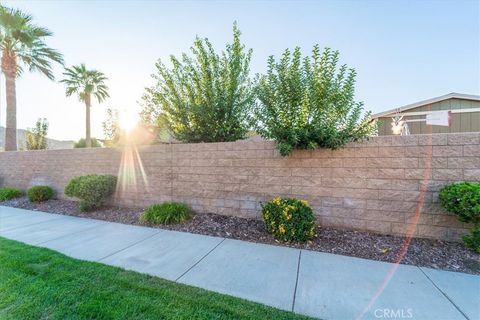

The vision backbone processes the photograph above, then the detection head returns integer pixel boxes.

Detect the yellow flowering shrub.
[262,197,316,242]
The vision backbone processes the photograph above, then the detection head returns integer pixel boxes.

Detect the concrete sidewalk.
[0,206,478,320]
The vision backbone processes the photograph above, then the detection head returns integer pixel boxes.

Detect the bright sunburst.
[119,108,139,132]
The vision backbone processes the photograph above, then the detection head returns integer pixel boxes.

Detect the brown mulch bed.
[2,197,479,275]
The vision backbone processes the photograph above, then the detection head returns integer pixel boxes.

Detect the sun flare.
[119,109,139,131]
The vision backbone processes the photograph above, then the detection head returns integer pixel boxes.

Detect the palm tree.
[61,64,109,148]
[0,6,63,151]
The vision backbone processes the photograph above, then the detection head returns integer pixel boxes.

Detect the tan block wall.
[1,133,479,241]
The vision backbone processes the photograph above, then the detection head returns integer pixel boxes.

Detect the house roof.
[372,93,480,119]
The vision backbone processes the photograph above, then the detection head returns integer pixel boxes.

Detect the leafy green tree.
[102,108,121,147]
[252,46,376,156]
[25,118,49,150]
[61,64,109,148]
[139,107,173,143]
[74,138,102,148]
[141,23,253,143]
[0,6,63,151]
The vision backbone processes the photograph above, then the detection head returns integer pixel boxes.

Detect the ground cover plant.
[27,186,54,202]
[439,181,480,253]
[262,198,316,242]
[252,46,376,156]
[64,174,116,211]
[0,187,22,201]
[0,237,310,320]
[141,202,191,225]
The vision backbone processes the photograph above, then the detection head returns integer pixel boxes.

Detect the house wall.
[377,98,480,135]
[1,133,479,241]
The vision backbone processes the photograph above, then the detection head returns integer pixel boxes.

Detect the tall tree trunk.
[85,94,91,148]
[4,73,17,151]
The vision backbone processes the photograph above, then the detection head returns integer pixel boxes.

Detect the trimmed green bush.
[141,202,191,225]
[27,186,54,202]
[463,224,480,254]
[74,138,102,148]
[439,182,480,224]
[0,187,22,202]
[262,198,316,242]
[64,175,117,211]
[439,181,480,253]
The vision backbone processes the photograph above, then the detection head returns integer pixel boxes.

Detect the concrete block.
[432,146,463,157]
[447,133,480,145]
[463,145,480,157]
[464,169,480,181]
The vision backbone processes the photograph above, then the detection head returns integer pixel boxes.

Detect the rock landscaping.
[3,196,479,275]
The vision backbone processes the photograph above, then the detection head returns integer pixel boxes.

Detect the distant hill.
[0,127,74,151]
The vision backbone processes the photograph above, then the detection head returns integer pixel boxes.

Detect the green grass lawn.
[0,237,311,320]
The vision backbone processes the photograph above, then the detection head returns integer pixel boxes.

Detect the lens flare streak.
[115,143,149,199]
[356,134,433,320]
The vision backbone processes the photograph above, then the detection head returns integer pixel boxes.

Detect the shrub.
[262,198,316,242]
[252,46,376,156]
[27,186,54,202]
[439,182,480,253]
[64,175,117,211]
[0,187,22,201]
[141,23,253,143]
[463,224,480,254]
[141,202,191,225]
[74,138,102,148]
[102,108,121,147]
[439,182,480,224]
[25,118,49,150]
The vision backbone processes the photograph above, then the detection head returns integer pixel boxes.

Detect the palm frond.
[18,41,63,79]
[0,5,62,78]
[61,64,109,104]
